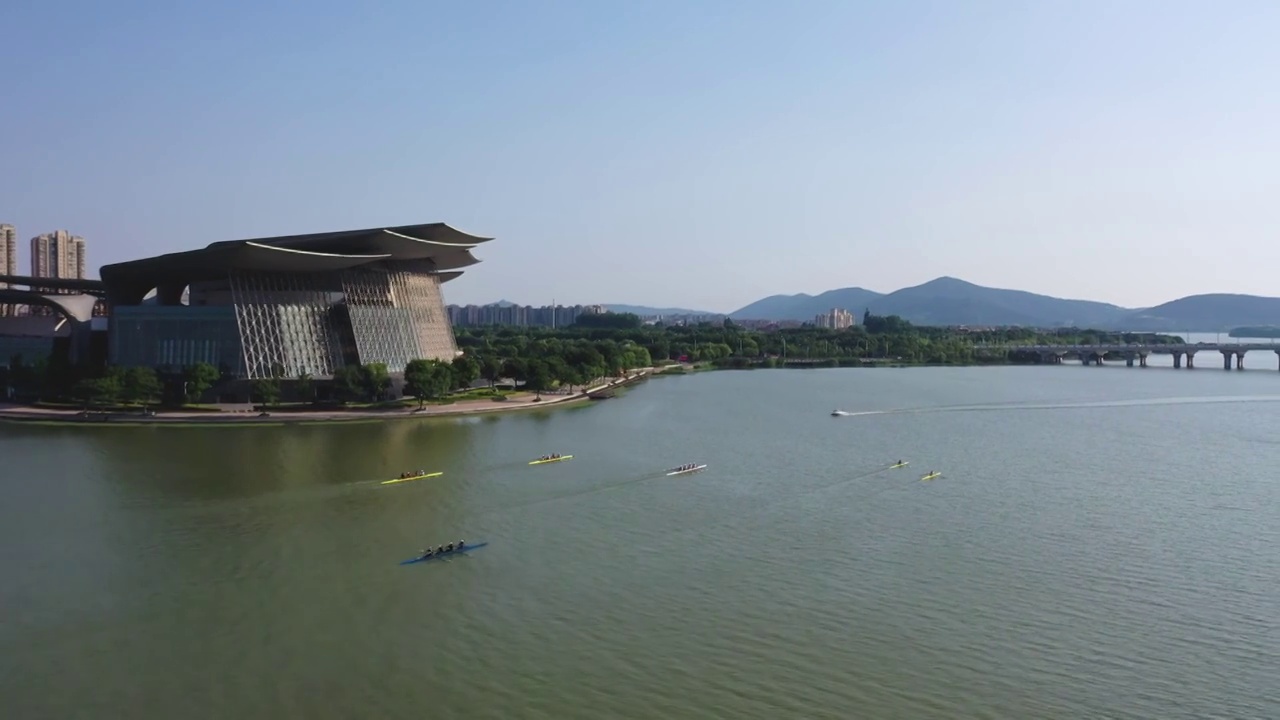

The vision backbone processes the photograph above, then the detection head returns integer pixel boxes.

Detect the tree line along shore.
[0,311,1184,413]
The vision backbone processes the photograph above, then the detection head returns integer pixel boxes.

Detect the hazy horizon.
[4,1,1278,312]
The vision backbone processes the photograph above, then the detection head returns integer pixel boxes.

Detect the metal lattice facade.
[229,270,344,380]
[227,264,458,379]
[339,266,459,374]
[395,270,459,362]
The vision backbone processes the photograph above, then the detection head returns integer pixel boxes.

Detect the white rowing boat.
[666,464,707,476]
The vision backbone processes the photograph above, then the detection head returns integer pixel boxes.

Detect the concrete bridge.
[995,343,1280,370]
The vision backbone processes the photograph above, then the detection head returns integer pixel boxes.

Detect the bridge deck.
[998,343,1280,353]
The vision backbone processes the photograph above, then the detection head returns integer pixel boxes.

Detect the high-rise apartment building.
[28,230,87,315]
[813,308,855,330]
[0,223,15,316]
[0,223,16,282]
[31,230,86,281]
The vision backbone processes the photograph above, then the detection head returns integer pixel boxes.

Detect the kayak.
[920,472,942,481]
[666,464,708,476]
[399,542,489,565]
[890,461,910,469]
[381,471,443,485]
[529,455,573,465]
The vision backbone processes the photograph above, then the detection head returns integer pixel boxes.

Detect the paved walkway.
[0,370,654,425]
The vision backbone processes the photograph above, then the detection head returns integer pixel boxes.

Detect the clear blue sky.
[3,0,1279,313]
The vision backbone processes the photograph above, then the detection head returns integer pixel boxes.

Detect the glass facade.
[0,336,55,365]
[391,269,458,362]
[225,265,458,379]
[109,265,459,380]
[340,268,457,374]
[109,305,244,376]
[228,270,344,380]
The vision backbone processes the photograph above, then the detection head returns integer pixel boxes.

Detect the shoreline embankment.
[0,369,657,428]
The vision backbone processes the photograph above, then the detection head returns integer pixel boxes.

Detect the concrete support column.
[1094,353,1104,366]
[1236,352,1245,370]
[1186,352,1196,369]
[1139,353,1148,368]
[1222,350,1233,370]
[1275,350,1280,370]
[1080,354,1090,366]
[1172,352,1183,369]
[1125,352,1135,367]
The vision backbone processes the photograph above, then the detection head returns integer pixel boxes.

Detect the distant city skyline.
[4,2,1280,311]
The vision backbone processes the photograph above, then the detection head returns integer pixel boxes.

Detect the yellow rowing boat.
[381,471,443,485]
[920,472,941,481]
[529,455,573,465]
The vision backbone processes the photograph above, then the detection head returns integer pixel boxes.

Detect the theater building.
[98,223,489,380]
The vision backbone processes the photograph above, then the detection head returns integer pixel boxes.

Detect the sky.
[3,0,1279,313]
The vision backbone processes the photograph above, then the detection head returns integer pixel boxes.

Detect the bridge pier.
[999,343,1277,373]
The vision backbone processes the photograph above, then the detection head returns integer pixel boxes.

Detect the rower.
[458,539,465,548]
[437,545,444,554]
[421,548,432,558]
[446,542,454,552]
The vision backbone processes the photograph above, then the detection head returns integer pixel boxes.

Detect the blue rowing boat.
[399,542,489,565]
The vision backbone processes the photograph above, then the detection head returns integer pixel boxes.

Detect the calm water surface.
[2,364,1279,719]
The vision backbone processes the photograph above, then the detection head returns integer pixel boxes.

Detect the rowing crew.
[671,464,699,472]
[538,454,563,461]
[419,540,466,558]
[398,469,427,479]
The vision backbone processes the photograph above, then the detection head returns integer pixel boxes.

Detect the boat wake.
[837,395,1280,418]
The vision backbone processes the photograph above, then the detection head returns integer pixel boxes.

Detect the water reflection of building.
[99,223,491,379]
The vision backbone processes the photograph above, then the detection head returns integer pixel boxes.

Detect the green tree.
[524,358,553,399]
[332,366,364,403]
[558,365,584,392]
[184,362,220,404]
[404,359,453,408]
[74,376,121,408]
[450,355,481,390]
[572,311,642,329]
[360,363,391,402]
[479,356,503,388]
[122,367,162,406]
[251,377,281,406]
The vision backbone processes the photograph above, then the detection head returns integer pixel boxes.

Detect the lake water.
[3,363,1279,719]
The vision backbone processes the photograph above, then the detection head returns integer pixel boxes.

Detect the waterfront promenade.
[0,370,656,425]
[997,342,1280,370]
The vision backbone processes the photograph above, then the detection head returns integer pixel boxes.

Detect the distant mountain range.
[727,277,1280,331]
